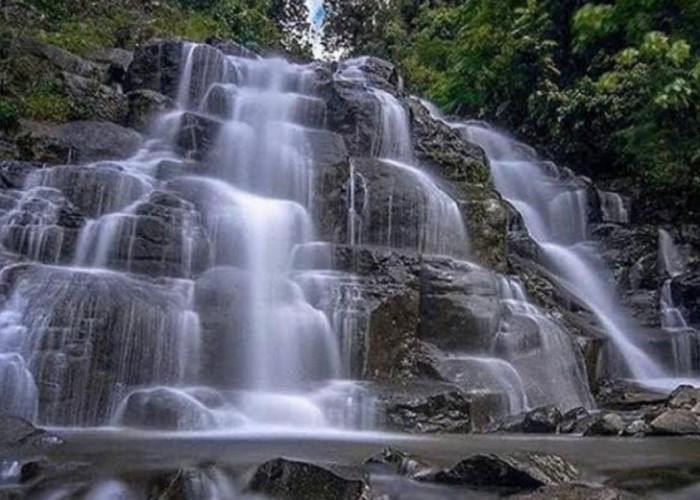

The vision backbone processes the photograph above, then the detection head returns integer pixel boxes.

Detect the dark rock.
[521,406,564,433]
[382,390,472,434]
[559,407,591,434]
[90,189,212,278]
[125,89,175,132]
[174,112,223,161]
[0,264,197,426]
[124,40,184,98]
[424,453,578,491]
[247,458,368,500]
[0,161,42,189]
[583,412,626,436]
[419,258,500,352]
[17,121,142,165]
[114,387,223,431]
[595,379,667,410]
[649,409,700,435]
[670,272,700,327]
[0,416,62,453]
[25,163,150,218]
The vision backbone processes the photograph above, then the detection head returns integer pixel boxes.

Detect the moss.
[0,97,20,130]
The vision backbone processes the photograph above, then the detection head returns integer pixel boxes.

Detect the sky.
[305,0,325,58]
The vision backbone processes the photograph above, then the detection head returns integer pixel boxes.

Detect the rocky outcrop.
[125,89,175,132]
[0,416,62,454]
[124,40,185,99]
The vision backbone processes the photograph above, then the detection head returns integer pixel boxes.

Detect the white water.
[0,43,370,430]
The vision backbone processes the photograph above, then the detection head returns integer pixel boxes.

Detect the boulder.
[124,40,185,98]
[0,161,42,190]
[419,259,501,353]
[667,385,700,410]
[125,89,175,132]
[380,389,472,434]
[114,387,220,431]
[649,409,700,435]
[17,121,142,165]
[12,37,106,81]
[584,412,626,436]
[246,458,368,500]
[364,447,437,479]
[521,406,564,434]
[0,416,62,453]
[424,453,578,491]
[559,407,592,434]
[88,48,134,86]
[174,112,223,161]
[206,38,258,59]
[61,72,128,123]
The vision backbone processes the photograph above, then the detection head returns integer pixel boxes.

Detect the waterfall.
[412,108,694,388]
[0,43,371,430]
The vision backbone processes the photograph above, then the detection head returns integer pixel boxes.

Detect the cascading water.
[0,43,371,430]
[658,229,699,375]
[423,114,691,389]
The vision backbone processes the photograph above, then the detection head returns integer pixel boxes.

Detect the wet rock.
[114,387,220,431]
[365,447,437,479]
[25,163,150,218]
[0,264,197,426]
[247,458,368,500]
[424,452,578,491]
[559,407,592,434]
[89,190,212,278]
[124,40,185,98]
[595,379,667,411]
[381,390,472,434]
[649,409,700,435]
[584,412,626,436]
[174,112,223,161]
[670,272,700,327]
[0,161,42,190]
[0,416,62,453]
[419,258,501,352]
[126,89,175,132]
[511,483,628,499]
[667,385,700,410]
[521,406,564,434]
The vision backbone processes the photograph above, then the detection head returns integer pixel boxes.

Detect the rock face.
[247,458,368,500]
[124,41,185,99]
[0,415,62,453]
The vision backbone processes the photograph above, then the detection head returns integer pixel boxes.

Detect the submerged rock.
[0,416,62,453]
[584,412,626,436]
[381,390,472,434]
[247,458,368,500]
[423,452,579,491]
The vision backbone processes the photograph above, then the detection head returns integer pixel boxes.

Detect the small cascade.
[336,59,469,258]
[599,191,629,224]
[447,120,666,383]
[658,229,699,376]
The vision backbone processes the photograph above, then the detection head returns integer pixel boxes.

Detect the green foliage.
[0,98,19,130]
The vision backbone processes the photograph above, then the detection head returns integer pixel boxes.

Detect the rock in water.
[0,415,62,453]
[521,406,564,433]
[247,458,368,500]
[424,452,578,491]
[650,410,700,435]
